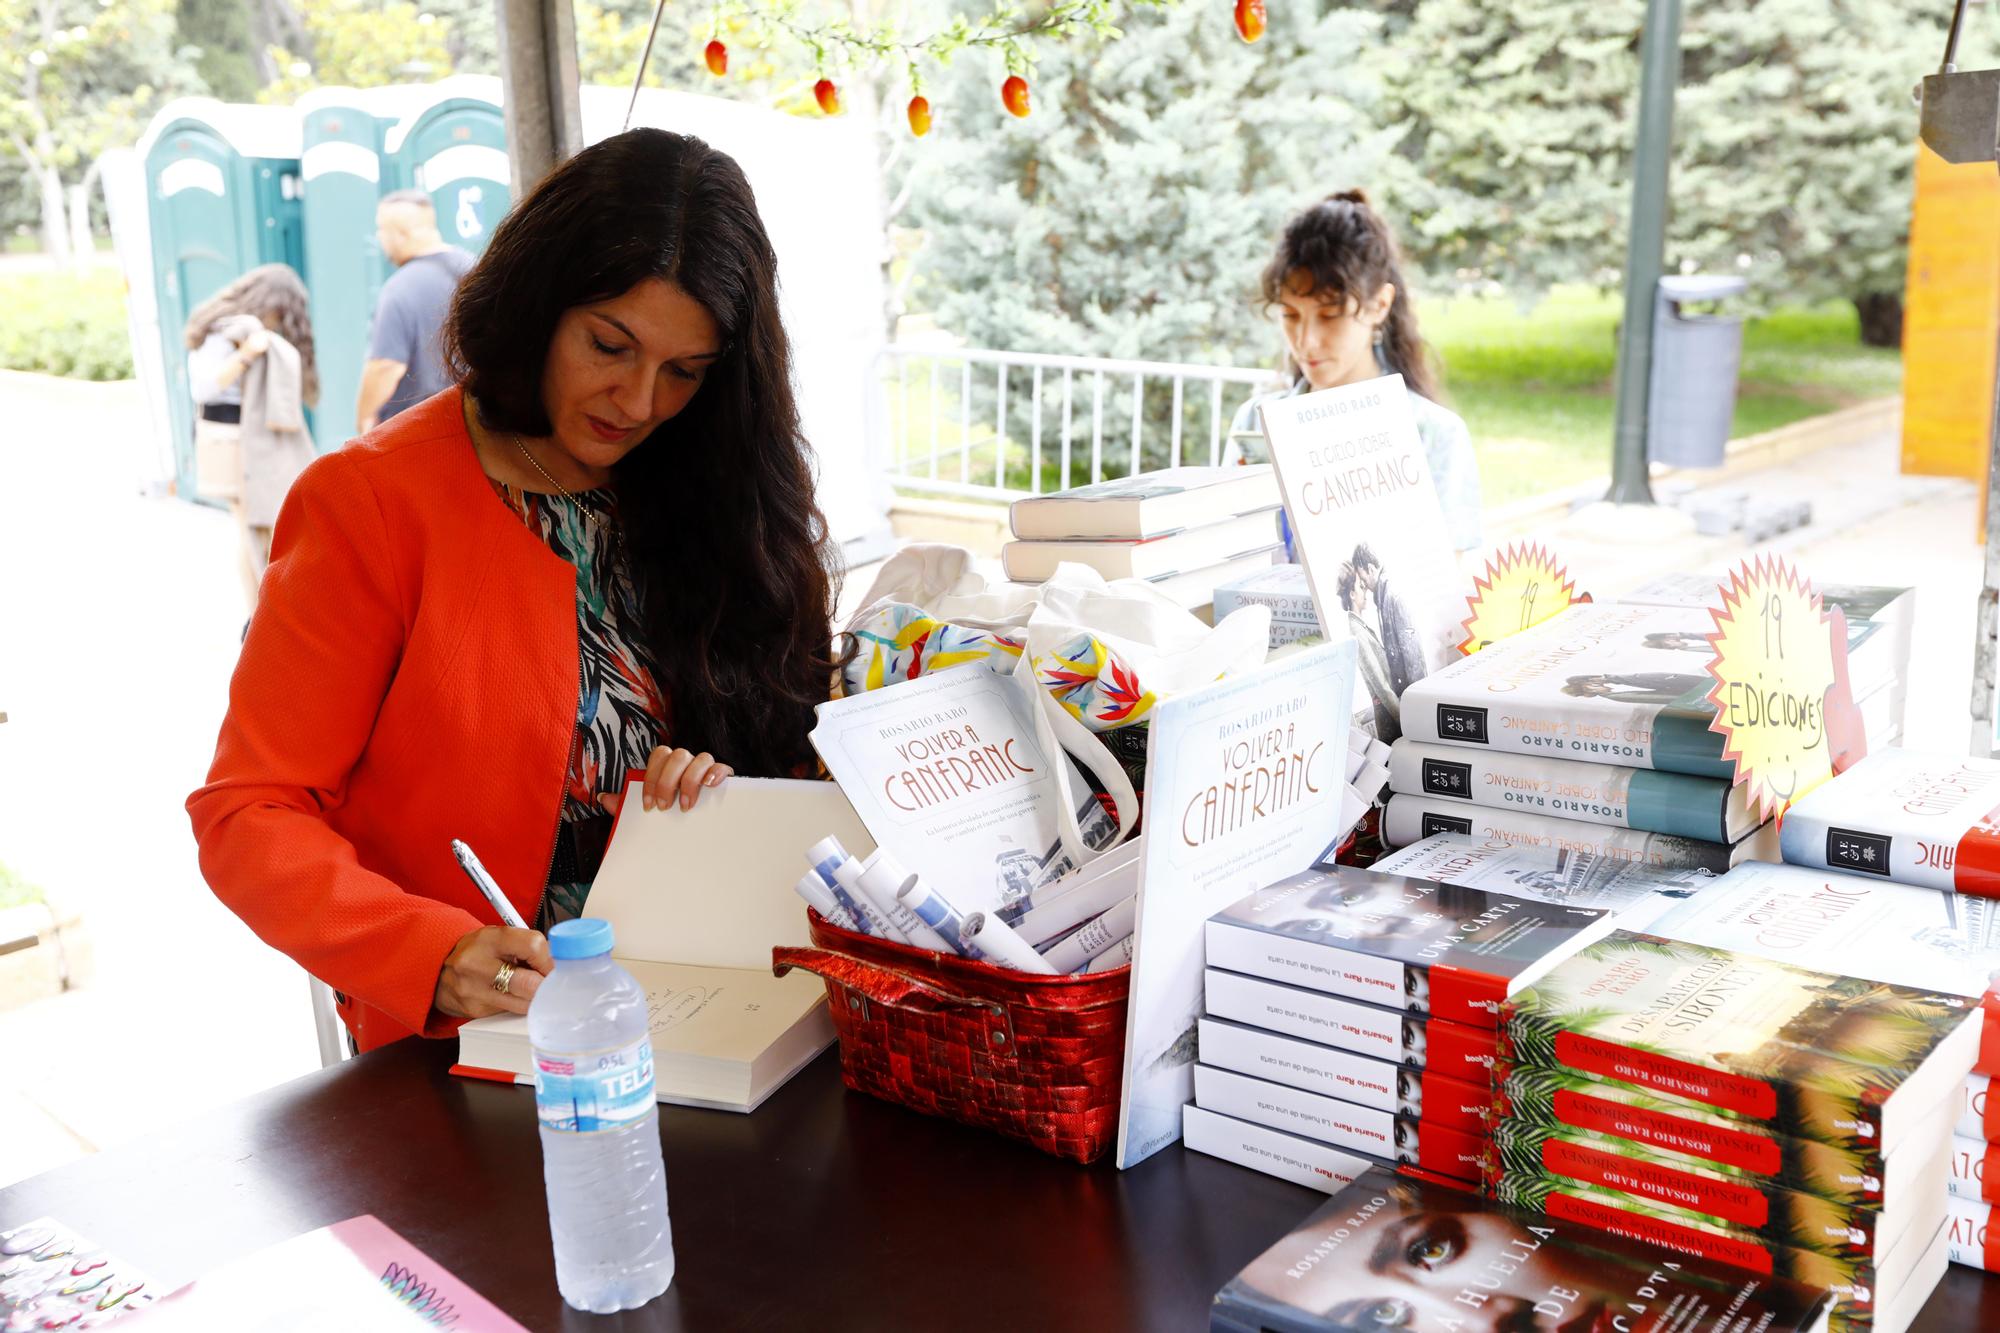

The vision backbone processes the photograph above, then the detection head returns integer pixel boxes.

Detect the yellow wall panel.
[1901,142,2000,479]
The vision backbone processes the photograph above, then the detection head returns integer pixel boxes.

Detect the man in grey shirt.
[356,190,476,432]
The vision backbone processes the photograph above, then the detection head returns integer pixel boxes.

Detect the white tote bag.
[846,545,1273,866]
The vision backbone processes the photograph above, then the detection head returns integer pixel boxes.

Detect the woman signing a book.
[188,130,842,1052]
[1226,191,1482,553]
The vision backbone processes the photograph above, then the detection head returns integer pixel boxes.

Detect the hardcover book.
[1192,1064,1485,1183]
[1371,830,1718,913]
[1388,737,1759,843]
[1382,793,1774,874]
[1947,1195,1995,1271]
[1209,1164,1836,1333]
[1205,864,1619,1029]
[1502,932,1981,1152]
[1400,602,1735,778]
[1007,464,1280,540]
[1000,508,1284,582]
[1489,1117,1895,1258]
[1259,373,1468,742]
[1203,967,1498,1085]
[1197,1016,1492,1138]
[809,662,1119,921]
[1961,1073,1995,1141]
[1777,749,2000,899]
[1492,1061,1929,1209]
[1949,1134,1998,1205]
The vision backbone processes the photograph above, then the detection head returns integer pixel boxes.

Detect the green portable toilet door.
[150,126,243,500]
[404,104,509,254]
[301,106,392,453]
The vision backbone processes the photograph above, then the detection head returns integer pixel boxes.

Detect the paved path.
[0,372,1983,1190]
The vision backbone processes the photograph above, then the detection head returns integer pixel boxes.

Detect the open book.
[455,776,867,1112]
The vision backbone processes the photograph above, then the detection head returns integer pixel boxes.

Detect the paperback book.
[1204,863,1619,1028]
[1197,1015,1492,1138]
[1501,931,1981,1152]
[1400,602,1735,778]
[1203,966,1498,1085]
[1192,1064,1485,1183]
[1369,830,1718,912]
[1388,737,1759,843]
[1259,373,1468,741]
[1209,1164,1837,1333]
[1777,749,2000,899]
[1382,793,1773,874]
[809,662,1119,922]
[1007,464,1279,540]
[1492,1060,1922,1210]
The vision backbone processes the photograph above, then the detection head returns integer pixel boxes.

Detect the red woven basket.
[773,910,1130,1164]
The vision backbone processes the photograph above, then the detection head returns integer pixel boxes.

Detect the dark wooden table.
[1,1040,1994,1331]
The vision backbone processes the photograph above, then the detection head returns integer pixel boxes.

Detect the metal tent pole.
[1606,0,1686,506]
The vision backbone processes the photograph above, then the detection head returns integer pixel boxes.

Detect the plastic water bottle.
[528,918,674,1312]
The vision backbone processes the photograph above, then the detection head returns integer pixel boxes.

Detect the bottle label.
[532,1036,656,1133]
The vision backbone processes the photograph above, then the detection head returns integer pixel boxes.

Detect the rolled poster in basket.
[1114,638,1359,1168]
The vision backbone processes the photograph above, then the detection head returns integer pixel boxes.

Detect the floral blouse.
[494,482,669,927]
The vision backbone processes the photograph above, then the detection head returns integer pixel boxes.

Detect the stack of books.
[1490,930,1978,1333]
[1001,466,1284,613]
[1383,602,1781,872]
[1179,863,1619,1194]
[1620,578,1915,747]
[1949,1090,1997,1273]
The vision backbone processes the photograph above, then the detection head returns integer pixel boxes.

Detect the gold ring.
[492,961,516,995]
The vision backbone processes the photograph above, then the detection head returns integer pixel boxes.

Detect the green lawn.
[1428,287,1903,506]
[0,266,133,380]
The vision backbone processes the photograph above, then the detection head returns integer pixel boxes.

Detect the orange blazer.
[188,388,581,1052]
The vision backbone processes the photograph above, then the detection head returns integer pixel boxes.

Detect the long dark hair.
[1260,190,1442,403]
[442,129,839,778]
[183,262,320,406]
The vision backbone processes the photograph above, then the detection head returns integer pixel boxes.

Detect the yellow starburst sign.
[1704,556,1865,822]
[1459,543,1588,655]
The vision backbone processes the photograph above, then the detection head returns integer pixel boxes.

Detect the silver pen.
[451,838,529,929]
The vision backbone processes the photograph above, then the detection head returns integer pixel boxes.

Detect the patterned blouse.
[494,482,669,927]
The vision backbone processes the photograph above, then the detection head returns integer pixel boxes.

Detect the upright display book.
[1502,932,1981,1152]
[1203,966,1499,1085]
[1371,830,1718,913]
[457,958,832,1112]
[1777,749,2000,899]
[1114,642,1357,1169]
[1208,1165,1835,1333]
[1259,374,1467,741]
[1008,464,1279,540]
[1400,602,1735,778]
[1388,736,1758,843]
[1645,860,2000,1005]
[1204,864,1619,1029]
[810,663,1119,921]
[1382,793,1772,874]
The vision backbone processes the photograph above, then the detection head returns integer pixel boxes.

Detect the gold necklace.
[506,431,624,550]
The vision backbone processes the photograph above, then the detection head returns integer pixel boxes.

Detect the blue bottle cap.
[548,917,615,960]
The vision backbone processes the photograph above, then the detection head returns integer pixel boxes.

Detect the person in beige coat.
[185,264,319,608]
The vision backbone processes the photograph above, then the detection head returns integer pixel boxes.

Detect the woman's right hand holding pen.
[434,925,552,1019]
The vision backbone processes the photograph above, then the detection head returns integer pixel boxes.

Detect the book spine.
[1384,796,1736,873]
[1983,994,2000,1079]
[1950,1134,2000,1206]
[1203,967,1498,1084]
[1491,1121,1884,1258]
[1947,1195,1999,1271]
[1388,740,1732,842]
[1193,1064,1484,1183]
[1483,1174,1880,1313]
[1501,1008,1885,1147]
[1493,1063,1891,1207]
[1179,1103,1384,1196]
[1197,1018,1493,1138]
[1404,684,1727,778]
[1960,1073,1996,1142]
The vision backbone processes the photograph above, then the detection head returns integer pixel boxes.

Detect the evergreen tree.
[175,0,258,101]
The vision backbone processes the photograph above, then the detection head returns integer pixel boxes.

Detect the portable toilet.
[382,77,509,252]
[136,99,304,501]
[297,84,433,454]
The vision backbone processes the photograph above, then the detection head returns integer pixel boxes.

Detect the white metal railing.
[871,345,1282,501]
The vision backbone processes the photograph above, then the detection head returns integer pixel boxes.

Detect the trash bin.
[137,99,306,502]
[1647,274,1747,469]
